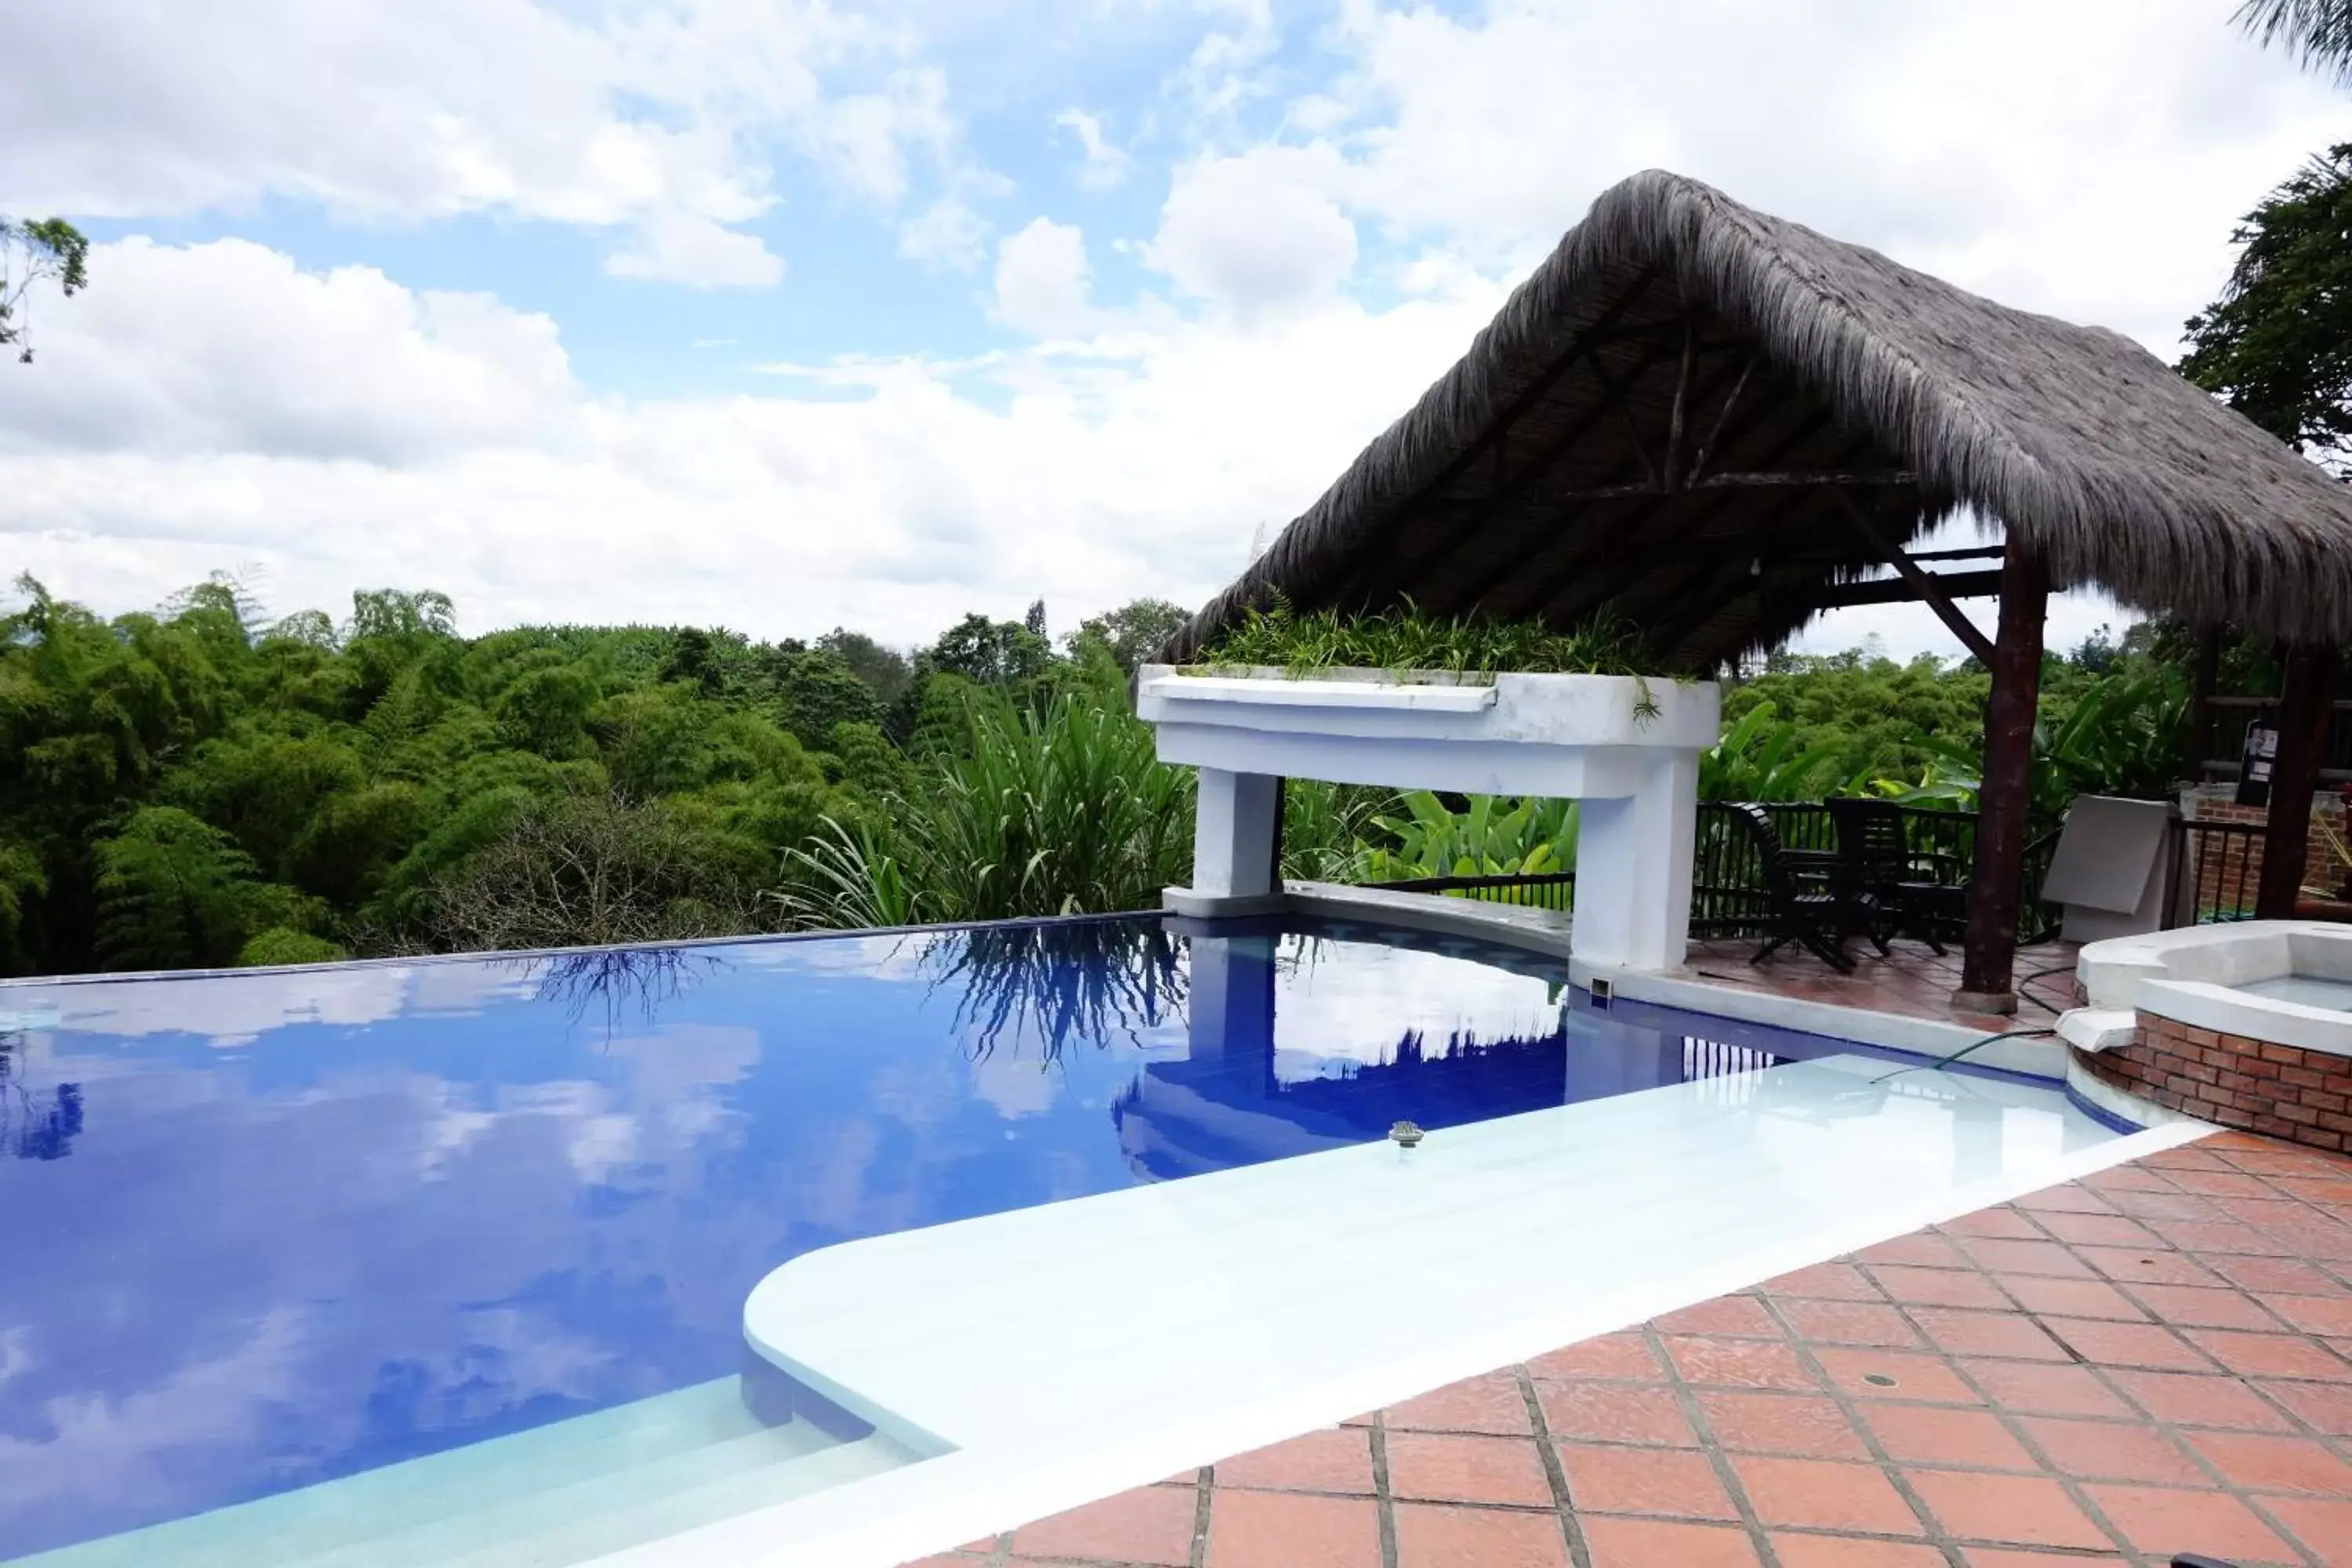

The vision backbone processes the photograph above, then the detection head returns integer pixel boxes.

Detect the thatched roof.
[1164,169,2352,672]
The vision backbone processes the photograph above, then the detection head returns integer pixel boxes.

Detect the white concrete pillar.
[1570,748,1700,972]
[1191,768,1283,898]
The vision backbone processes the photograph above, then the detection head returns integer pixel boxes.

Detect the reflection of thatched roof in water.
[1112,1028,1566,1181]
[1163,170,2352,670]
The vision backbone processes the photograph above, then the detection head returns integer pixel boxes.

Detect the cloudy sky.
[1,0,2343,659]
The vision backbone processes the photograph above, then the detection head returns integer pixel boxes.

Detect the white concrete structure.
[1137,666,1720,972]
[2062,920,2352,1061]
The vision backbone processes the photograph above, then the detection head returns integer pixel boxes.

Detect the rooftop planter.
[1134,610,1719,972]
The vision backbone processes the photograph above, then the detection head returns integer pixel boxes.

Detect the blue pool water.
[0,914,2096,1562]
[0,915,1574,1559]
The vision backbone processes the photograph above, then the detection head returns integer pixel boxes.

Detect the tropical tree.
[1070,598,1194,674]
[2238,0,2352,81]
[0,217,88,363]
[1699,702,1857,801]
[2180,145,2352,470]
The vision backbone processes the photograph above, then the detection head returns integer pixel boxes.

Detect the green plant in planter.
[1189,599,1659,681]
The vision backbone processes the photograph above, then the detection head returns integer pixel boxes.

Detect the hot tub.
[2061,921,2352,1150]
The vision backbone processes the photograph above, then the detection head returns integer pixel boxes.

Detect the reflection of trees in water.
[514,947,728,1042]
[0,1029,83,1160]
[924,919,1189,1062]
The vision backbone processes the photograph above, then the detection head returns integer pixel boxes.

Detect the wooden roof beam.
[1834,489,1994,663]
[1440,343,1772,616]
[1300,262,1668,605]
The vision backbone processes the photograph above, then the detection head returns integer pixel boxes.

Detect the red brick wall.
[2182,792,2349,913]
[2079,1014,2352,1152]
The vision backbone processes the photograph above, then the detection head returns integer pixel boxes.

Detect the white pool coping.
[588,1058,2206,1568]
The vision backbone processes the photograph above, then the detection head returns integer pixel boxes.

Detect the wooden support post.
[1957,543,2049,1013]
[2256,645,2338,919]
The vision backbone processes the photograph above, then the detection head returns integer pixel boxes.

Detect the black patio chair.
[1824,797,1967,956]
[1732,803,1857,973]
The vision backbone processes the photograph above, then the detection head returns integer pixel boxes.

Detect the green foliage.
[1364,791,1578,881]
[2181,144,2352,468]
[1700,702,1859,801]
[778,686,1192,928]
[1071,597,1194,673]
[418,786,771,952]
[2237,0,2352,81]
[1193,599,1657,678]
[1881,670,2189,818]
[2,216,89,363]
[2,568,2210,974]
[827,720,914,801]
[769,649,884,746]
[0,840,48,971]
[238,928,350,967]
[93,807,321,972]
[925,612,1056,687]
[1279,781,1397,883]
[1727,651,1987,784]
[816,628,914,706]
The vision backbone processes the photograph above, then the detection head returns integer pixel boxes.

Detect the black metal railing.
[2171,817,2265,925]
[1368,800,2063,945]
[1372,870,1577,912]
[1690,800,2059,944]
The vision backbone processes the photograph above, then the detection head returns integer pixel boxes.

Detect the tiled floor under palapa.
[902,1132,2352,1567]
[1673,938,2084,1039]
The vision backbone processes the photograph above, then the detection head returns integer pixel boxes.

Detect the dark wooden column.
[2256,646,2339,918]
[1957,544,2049,1013]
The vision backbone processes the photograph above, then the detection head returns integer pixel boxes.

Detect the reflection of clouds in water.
[1268,938,1561,1074]
[0,1308,313,1526]
[21,961,537,1047]
[0,1038,758,1548]
[971,1051,1062,1120]
[735,932,925,982]
[415,1086,499,1181]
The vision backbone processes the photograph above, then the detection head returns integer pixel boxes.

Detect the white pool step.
[16,1379,918,1568]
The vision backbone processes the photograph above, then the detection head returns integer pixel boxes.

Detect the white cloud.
[6,0,2350,668]
[0,0,978,290]
[0,239,576,463]
[0,238,1502,648]
[1054,109,1134,191]
[993,219,1098,337]
[604,213,786,289]
[1150,147,1360,318]
[1314,0,2343,353]
[898,196,993,271]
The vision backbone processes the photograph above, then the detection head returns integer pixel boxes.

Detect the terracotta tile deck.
[1677,938,2082,1036]
[909,1133,2352,1568]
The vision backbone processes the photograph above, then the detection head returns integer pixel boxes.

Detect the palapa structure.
[1163,169,2352,1008]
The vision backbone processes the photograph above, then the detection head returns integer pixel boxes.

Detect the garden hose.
[2012,962,2079,1016]
[1870,1025,2056,1083]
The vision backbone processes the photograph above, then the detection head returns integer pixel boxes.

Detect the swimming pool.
[0,913,2159,1566]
